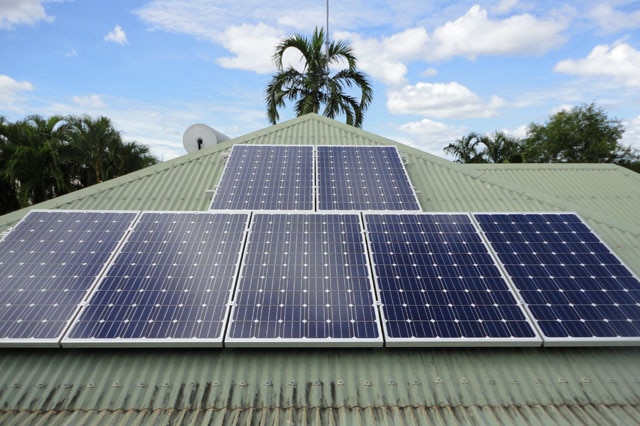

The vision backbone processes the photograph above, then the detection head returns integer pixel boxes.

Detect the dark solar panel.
[317,146,420,211]
[209,145,314,210]
[365,213,541,346]
[225,213,382,346]
[63,212,249,347]
[475,213,640,346]
[0,210,137,347]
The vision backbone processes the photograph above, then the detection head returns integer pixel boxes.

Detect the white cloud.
[422,68,438,77]
[493,0,519,15]
[0,0,53,30]
[65,48,78,57]
[0,74,34,100]
[387,82,505,118]
[338,28,429,87]
[589,4,640,33]
[554,42,640,87]
[72,94,107,109]
[105,25,128,45]
[216,23,281,73]
[398,118,467,156]
[622,115,640,150]
[428,5,567,61]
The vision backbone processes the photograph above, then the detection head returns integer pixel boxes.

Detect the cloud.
[589,4,640,33]
[72,94,107,109]
[216,23,281,73]
[427,5,567,61]
[493,0,519,15]
[0,74,34,99]
[387,82,505,118]
[554,42,640,87]
[0,0,53,30]
[397,118,467,156]
[337,28,429,87]
[105,25,128,45]
[622,115,640,150]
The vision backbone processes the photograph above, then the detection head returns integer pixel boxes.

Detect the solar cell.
[225,213,382,347]
[364,213,541,346]
[0,210,137,347]
[210,145,314,210]
[62,212,249,347]
[475,213,640,346]
[317,146,420,211]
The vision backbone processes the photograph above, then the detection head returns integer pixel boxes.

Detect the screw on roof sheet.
[434,378,444,384]
[411,380,421,386]
[190,382,197,387]
[137,382,148,388]
[362,380,372,387]
[236,380,247,387]
[162,382,172,388]
[558,378,568,383]
[11,383,20,388]
[581,378,591,383]
[36,382,46,388]
[263,380,273,387]
[212,381,220,386]
[459,378,469,384]
[534,379,543,384]
[112,381,121,388]
[387,380,397,386]
[486,379,496,385]
[336,379,344,386]
[511,379,519,385]
[607,378,616,383]
[61,383,72,389]
[312,381,321,386]
[86,382,95,388]
[288,380,297,387]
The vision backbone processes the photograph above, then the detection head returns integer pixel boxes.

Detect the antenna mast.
[325,0,329,61]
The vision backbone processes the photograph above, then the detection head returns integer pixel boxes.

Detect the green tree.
[265,27,373,127]
[523,103,626,163]
[444,132,485,163]
[0,117,20,214]
[2,115,73,207]
[481,131,523,163]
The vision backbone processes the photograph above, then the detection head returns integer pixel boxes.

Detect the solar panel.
[475,213,640,346]
[317,146,420,211]
[364,213,541,346]
[225,213,382,347]
[210,145,314,210]
[0,210,137,347]
[62,212,249,347]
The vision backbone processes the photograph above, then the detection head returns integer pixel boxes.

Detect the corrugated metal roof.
[1,114,639,425]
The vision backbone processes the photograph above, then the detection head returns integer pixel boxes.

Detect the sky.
[1,0,640,161]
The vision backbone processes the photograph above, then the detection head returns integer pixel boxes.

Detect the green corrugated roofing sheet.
[1,114,639,425]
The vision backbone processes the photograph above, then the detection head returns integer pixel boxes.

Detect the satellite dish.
[182,123,230,153]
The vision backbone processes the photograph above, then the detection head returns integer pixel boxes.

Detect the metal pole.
[325,0,329,55]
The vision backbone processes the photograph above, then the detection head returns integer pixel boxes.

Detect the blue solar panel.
[364,213,541,346]
[225,213,382,347]
[63,212,249,347]
[475,213,640,346]
[210,145,314,210]
[0,210,137,347]
[317,146,420,211]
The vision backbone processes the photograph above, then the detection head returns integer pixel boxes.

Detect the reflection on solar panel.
[365,213,541,346]
[63,212,249,347]
[475,213,640,346]
[226,213,382,347]
[210,145,314,210]
[0,210,137,347]
[317,146,420,211]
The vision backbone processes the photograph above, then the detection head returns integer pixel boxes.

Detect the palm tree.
[481,131,523,163]
[265,27,373,127]
[443,132,485,163]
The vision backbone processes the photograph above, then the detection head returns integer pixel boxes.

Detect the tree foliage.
[444,131,523,164]
[265,27,373,127]
[443,103,639,172]
[0,114,158,214]
[523,103,626,163]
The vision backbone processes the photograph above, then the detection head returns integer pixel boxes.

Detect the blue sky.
[1,0,639,161]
